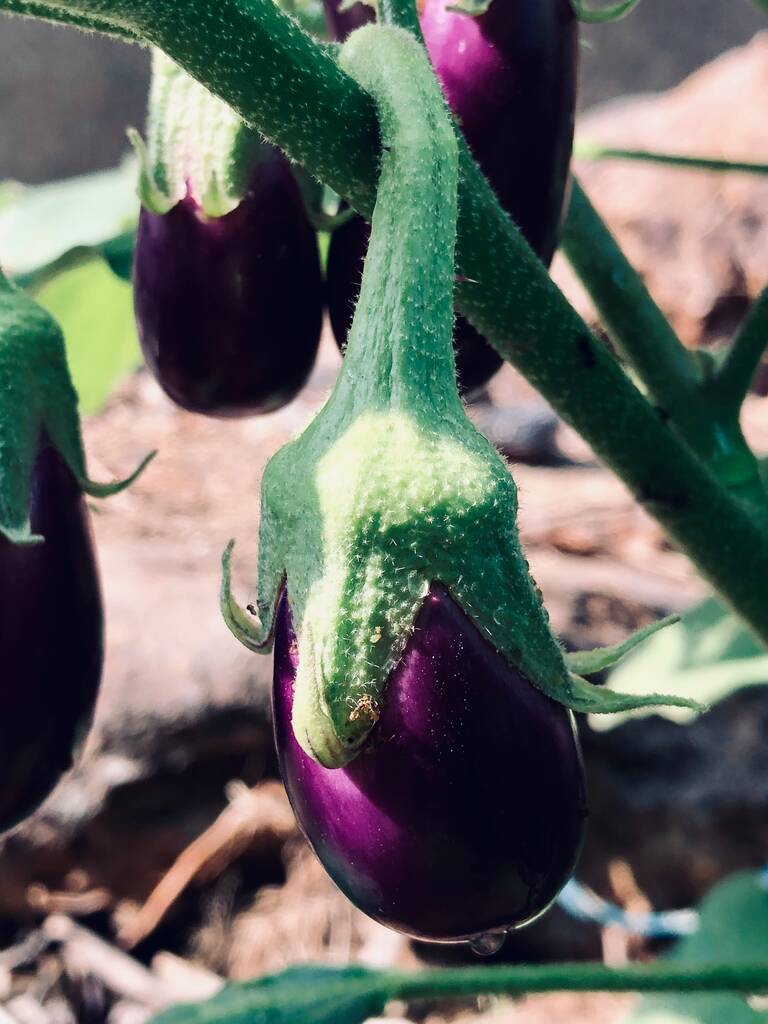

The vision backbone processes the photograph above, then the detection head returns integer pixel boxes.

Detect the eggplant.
[325,0,578,393]
[133,148,324,418]
[273,585,587,943]
[0,440,103,831]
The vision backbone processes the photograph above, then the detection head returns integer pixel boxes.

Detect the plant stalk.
[389,961,768,999]
[6,0,768,644]
[575,144,768,177]
[1,0,139,38]
[561,180,766,508]
[712,286,768,413]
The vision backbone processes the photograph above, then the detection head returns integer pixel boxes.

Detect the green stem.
[569,0,641,22]
[8,0,768,645]
[562,180,766,506]
[576,144,768,176]
[331,25,460,419]
[0,0,138,38]
[389,962,768,999]
[711,287,768,412]
[378,0,420,34]
[561,180,700,431]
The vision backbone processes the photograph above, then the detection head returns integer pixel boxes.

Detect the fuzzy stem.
[330,25,461,419]
[0,0,138,38]
[711,287,768,413]
[576,144,768,176]
[7,0,768,644]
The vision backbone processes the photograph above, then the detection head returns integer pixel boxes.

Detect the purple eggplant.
[273,584,586,943]
[325,0,578,394]
[0,440,103,831]
[133,148,323,418]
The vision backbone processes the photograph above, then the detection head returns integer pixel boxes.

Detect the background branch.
[711,287,768,413]
[1,0,138,38]
[575,144,768,176]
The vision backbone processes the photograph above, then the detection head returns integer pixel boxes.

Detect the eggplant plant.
[0,0,767,1016]
[325,0,578,393]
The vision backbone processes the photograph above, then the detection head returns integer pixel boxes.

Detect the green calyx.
[131,49,269,217]
[222,25,702,769]
[0,270,153,544]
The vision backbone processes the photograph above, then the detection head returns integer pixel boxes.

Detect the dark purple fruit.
[273,584,586,942]
[422,0,578,263]
[322,0,372,41]
[0,441,103,832]
[133,148,323,418]
[325,0,578,394]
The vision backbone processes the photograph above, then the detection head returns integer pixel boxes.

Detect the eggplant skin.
[0,443,103,833]
[274,584,587,942]
[133,148,323,418]
[326,0,578,395]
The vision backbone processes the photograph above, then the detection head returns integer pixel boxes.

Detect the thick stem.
[390,961,768,999]
[7,0,768,644]
[561,180,700,430]
[1,0,138,38]
[330,24,461,419]
[561,181,766,505]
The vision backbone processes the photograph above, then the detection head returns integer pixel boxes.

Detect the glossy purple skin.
[0,443,103,832]
[274,584,587,942]
[133,148,323,418]
[325,0,578,394]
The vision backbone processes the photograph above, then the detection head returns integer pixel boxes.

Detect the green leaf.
[622,874,768,1023]
[0,161,137,280]
[150,965,387,1024]
[590,596,768,730]
[35,260,141,415]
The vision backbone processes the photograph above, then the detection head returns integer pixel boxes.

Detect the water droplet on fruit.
[469,929,507,957]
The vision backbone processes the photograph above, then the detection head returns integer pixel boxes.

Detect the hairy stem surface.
[6,0,768,643]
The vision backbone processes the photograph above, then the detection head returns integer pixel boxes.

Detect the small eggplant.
[274,585,586,942]
[0,441,103,831]
[325,0,578,393]
[222,26,695,945]
[132,53,323,418]
[0,270,148,833]
[133,150,324,418]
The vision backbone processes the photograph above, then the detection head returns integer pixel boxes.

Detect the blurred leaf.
[13,231,137,293]
[36,260,141,415]
[590,596,768,730]
[0,181,23,214]
[622,873,768,1023]
[150,965,387,1024]
[0,160,138,279]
